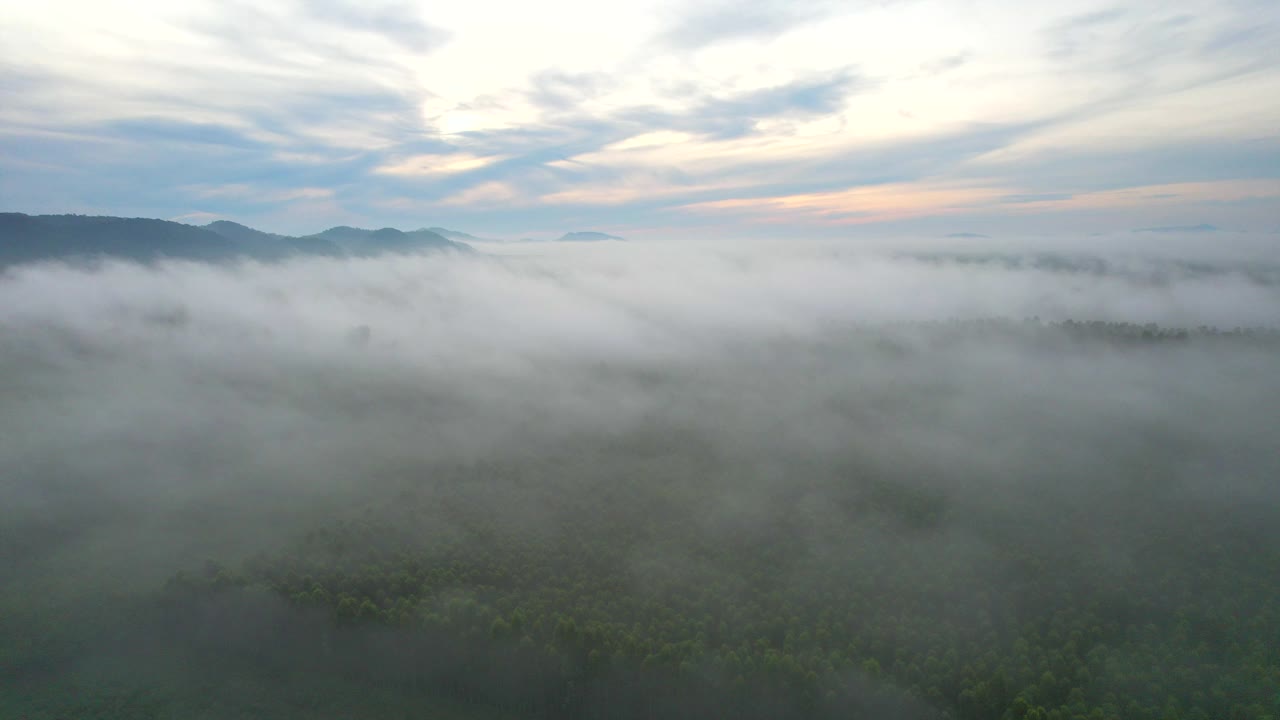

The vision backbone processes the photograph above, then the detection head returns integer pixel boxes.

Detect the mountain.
[1,213,242,266]
[425,227,493,242]
[205,220,344,259]
[557,231,624,242]
[0,213,473,268]
[306,226,468,256]
[1133,224,1219,234]
[897,250,1280,286]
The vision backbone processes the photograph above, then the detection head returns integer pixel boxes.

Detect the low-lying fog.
[3,236,1277,577]
[1,235,1277,716]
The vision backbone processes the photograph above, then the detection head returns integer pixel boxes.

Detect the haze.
[3,238,1279,717]
[3,0,1280,717]
[2,0,1277,237]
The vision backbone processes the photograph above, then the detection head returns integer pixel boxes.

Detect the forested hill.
[6,319,1275,720]
[0,213,473,267]
[558,231,624,242]
[896,250,1280,286]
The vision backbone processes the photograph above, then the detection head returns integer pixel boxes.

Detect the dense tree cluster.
[6,321,1278,719]
[157,322,1280,720]
[165,483,1278,720]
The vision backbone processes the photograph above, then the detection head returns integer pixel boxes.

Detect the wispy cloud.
[434,180,523,207]
[656,0,838,49]
[0,0,1276,236]
[1043,7,1129,60]
[303,0,451,53]
[1133,224,1220,234]
[679,181,1011,225]
[918,52,972,76]
[184,184,336,203]
[373,153,509,177]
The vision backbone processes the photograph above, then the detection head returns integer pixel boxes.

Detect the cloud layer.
[2,241,1278,715]
[0,0,1278,236]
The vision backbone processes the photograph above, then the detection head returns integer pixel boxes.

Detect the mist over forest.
[2,237,1279,719]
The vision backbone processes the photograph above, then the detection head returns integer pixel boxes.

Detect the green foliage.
[9,321,1279,719]
[158,424,1280,720]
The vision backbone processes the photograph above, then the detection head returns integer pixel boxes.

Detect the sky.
[1,0,1278,239]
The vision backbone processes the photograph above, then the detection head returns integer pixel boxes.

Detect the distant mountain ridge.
[206,220,345,259]
[1132,224,1219,234]
[516,231,626,243]
[897,250,1280,286]
[558,231,624,242]
[0,213,473,267]
[307,225,468,257]
[425,227,496,242]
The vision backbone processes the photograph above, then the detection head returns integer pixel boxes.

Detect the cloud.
[527,70,615,112]
[1133,223,1220,234]
[602,131,697,152]
[1,0,1277,235]
[917,52,972,76]
[1036,179,1278,212]
[657,0,838,49]
[686,70,864,138]
[184,184,336,203]
[4,216,1280,715]
[538,176,745,206]
[372,153,509,177]
[303,0,452,53]
[999,193,1073,204]
[101,119,268,150]
[435,180,523,207]
[1043,8,1129,59]
[675,177,1280,231]
[679,181,1010,225]
[169,211,225,224]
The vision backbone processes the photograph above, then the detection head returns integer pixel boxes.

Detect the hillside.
[0,214,473,267]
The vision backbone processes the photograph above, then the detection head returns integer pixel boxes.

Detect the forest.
[2,249,1278,719]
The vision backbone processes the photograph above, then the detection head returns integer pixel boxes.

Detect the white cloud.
[184,184,336,202]
[604,131,697,152]
[436,181,522,207]
[373,152,507,177]
[168,211,224,224]
[1,0,1277,230]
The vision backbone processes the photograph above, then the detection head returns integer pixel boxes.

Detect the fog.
[2,238,1278,718]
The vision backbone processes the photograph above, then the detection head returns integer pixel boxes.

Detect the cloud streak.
[0,0,1276,236]
[657,0,839,49]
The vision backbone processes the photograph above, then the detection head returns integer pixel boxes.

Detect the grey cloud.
[1041,4,1274,86]
[918,52,972,76]
[1,243,1277,591]
[703,71,861,117]
[1044,7,1128,58]
[957,137,1280,194]
[100,119,270,150]
[1202,23,1270,53]
[611,70,865,140]
[370,115,1042,236]
[512,65,865,140]
[2,242,1278,715]
[781,119,1047,193]
[401,70,869,213]
[1199,12,1280,71]
[657,0,836,49]
[1133,224,1220,233]
[527,70,615,112]
[0,113,391,226]
[999,193,1073,204]
[1056,7,1128,29]
[304,0,452,53]
[182,1,421,72]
